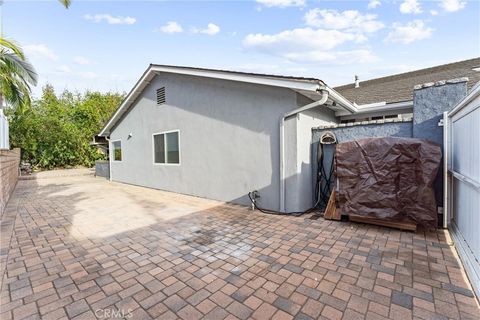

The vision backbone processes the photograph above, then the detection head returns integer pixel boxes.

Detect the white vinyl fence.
[0,109,9,149]
[444,81,480,298]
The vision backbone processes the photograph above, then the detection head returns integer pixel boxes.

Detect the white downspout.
[279,89,329,212]
[105,136,112,181]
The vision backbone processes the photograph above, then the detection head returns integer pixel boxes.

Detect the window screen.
[113,141,122,161]
[153,131,179,164]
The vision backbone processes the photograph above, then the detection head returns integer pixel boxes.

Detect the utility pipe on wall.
[279,89,329,212]
[105,136,112,181]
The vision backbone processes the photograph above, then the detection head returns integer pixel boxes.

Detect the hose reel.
[315,131,337,210]
[320,131,337,145]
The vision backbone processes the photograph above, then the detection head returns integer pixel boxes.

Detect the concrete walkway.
[0,175,478,319]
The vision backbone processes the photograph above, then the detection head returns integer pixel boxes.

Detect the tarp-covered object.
[336,137,442,229]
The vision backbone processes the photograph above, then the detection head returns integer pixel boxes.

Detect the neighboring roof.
[335,57,480,105]
[99,64,336,136]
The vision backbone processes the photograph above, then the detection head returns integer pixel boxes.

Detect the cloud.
[399,0,422,14]
[73,56,90,65]
[24,44,58,60]
[192,23,220,35]
[79,71,98,79]
[56,65,71,73]
[228,63,308,76]
[440,0,466,12]
[367,0,381,9]
[157,21,183,34]
[84,14,136,25]
[244,28,362,51]
[243,27,375,63]
[52,66,97,79]
[282,50,377,64]
[430,10,439,16]
[386,20,433,44]
[232,63,286,74]
[256,0,305,8]
[304,9,384,33]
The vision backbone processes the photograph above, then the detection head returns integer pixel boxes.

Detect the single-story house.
[97,58,480,212]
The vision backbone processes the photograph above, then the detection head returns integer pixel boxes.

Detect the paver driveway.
[0,174,478,320]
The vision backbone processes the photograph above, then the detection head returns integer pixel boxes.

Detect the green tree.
[58,0,71,8]
[7,85,124,169]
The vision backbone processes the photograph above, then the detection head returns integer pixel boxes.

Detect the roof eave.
[149,65,323,91]
[335,100,413,117]
[98,65,326,137]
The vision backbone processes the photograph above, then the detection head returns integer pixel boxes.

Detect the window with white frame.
[112,141,122,161]
[153,131,180,164]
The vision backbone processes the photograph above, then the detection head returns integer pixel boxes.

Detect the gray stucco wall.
[413,81,467,146]
[312,121,413,144]
[413,80,468,207]
[109,72,302,210]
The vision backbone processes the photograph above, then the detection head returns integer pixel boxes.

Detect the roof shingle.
[334,57,480,105]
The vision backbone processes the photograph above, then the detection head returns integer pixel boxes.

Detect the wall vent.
[156,87,166,105]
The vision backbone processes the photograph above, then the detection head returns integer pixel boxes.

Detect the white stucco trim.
[152,130,181,166]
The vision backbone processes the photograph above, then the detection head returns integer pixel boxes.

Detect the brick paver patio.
[0,174,478,320]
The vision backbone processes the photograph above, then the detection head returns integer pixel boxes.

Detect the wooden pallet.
[323,191,341,220]
[349,215,417,231]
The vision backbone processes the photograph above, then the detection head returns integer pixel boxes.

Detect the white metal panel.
[452,107,480,184]
[446,82,480,298]
[453,179,480,260]
[0,109,9,149]
[443,112,450,228]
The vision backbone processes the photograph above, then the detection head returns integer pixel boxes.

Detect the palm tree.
[58,0,71,8]
[0,0,70,110]
[0,38,37,111]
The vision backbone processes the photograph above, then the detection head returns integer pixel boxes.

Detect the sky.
[2,0,479,97]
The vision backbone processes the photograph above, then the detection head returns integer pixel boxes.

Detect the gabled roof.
[335,57,480,105]
[99,64,348,137]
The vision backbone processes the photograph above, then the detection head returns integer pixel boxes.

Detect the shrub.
[7,85,124,170]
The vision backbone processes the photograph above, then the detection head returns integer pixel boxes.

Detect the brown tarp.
[335,137,442,229]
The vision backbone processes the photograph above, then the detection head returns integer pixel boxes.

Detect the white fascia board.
[150,66,322,92]
[335,100,413,117]
[355,101,387,109]
[323,86,357,114]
